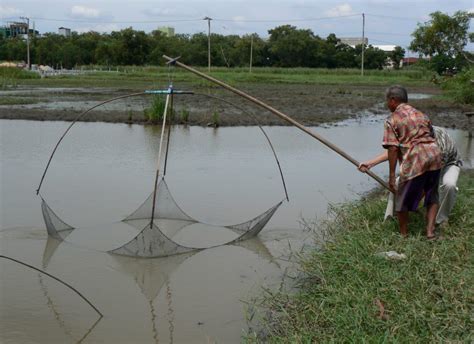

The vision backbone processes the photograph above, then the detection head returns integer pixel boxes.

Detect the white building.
[157,27,175,37]
[339,37,368,48]
[58,27,71,37]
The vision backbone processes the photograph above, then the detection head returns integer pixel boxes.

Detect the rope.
[0,255,103,318]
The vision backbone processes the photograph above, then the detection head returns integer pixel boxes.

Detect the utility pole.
[20,16,30,70]
[203,17,212,72]
[249,35,253,73]
[361,13,365,76]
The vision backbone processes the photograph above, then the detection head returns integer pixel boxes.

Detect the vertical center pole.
[163,93,174,176]
[150,89,171,228]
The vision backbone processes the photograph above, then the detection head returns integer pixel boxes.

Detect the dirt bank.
[1,84,472,129]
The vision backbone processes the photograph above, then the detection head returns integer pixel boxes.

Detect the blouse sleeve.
[382,119,399,149]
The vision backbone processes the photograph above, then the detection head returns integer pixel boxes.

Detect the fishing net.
[37,87,287,258]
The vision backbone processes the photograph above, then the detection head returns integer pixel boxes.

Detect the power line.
[366,31,413,37]
[27,17,202,24]
[365,13,426,21]
[213,13,361,23]
[3,13,361,25]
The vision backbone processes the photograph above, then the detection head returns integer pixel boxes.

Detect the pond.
[1,118,472,343]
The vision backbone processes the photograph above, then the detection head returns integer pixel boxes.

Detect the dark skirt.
[395,169,441,212]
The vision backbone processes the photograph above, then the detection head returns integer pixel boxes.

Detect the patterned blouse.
[433,126,462,167]
[382,103,442,182]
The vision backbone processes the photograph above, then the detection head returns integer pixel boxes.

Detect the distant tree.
[319,33,357,68]
[59,41,81,69]
[229,33,265,67]
[0,37,26,61]
[267,25,317,67]
[112,28,150,65]
[34,33,63,67]
[409,10,473,65]
[389,46,405,69]
[355,45,388,69]
[186,33,208,66]
[73,31,102,65]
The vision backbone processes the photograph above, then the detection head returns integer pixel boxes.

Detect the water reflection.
[40,237,103,343]
[1,118,472,343]
[40,231,279,343]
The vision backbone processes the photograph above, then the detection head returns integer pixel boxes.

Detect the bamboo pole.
[163,55,391,192]
[150,92,171,228]
[1,255,103,318]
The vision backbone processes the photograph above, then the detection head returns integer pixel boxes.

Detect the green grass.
[0,97,42,105]
[5,66,434,89]
[1,67,40,90]
[0,67,40,79]
[248,171,473,343]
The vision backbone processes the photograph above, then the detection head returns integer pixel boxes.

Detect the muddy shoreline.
[1,84,472,129]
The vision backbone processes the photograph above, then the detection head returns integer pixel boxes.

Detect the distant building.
[0,22,39,39]
[339,37,368,48]
[402,57,419,67]
[8,22,28,37]
[158,27,175,37]
[58,27,71,37]
[372,45,397,52]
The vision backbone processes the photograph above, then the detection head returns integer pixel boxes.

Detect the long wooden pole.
[163,55,391,192]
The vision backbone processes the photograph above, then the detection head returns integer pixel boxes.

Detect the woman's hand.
[358,162,372,173]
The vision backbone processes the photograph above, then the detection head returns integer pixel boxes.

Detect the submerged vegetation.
[144,95,174,123]
[249,171,473,343]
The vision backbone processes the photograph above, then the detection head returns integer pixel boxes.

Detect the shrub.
[441,68,474,104]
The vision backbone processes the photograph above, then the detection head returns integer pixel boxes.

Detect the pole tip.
[165,56,181,65]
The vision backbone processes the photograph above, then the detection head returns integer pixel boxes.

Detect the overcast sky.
[1,0,473,53]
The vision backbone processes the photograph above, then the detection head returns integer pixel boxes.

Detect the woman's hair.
[385,85,408,103]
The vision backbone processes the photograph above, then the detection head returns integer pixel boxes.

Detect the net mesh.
[108,222,197,258]
[108,197,282,258]
[40,181,282,258]
[41,198,74,241]
[124,179,196,222]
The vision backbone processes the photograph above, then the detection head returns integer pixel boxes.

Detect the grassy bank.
[2,66,434,89]
[249,170,473,343]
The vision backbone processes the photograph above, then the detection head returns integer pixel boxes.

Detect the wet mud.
[1,83,472,129]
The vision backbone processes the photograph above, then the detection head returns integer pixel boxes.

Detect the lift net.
[41,178,283,258]
[38,89,287,259]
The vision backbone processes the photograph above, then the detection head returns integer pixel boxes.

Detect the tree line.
[0,25,404,70]
[1,10,472,72]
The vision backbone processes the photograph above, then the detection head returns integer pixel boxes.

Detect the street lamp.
[20,16,30,70]
[203,17,212,72]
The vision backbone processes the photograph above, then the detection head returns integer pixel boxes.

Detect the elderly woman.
[360,86,442,239]
[359,126,462,232]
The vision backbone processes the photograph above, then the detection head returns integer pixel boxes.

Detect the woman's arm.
[358,151,389,172]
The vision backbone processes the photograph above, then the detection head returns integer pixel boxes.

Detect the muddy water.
[1,118,472,343]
